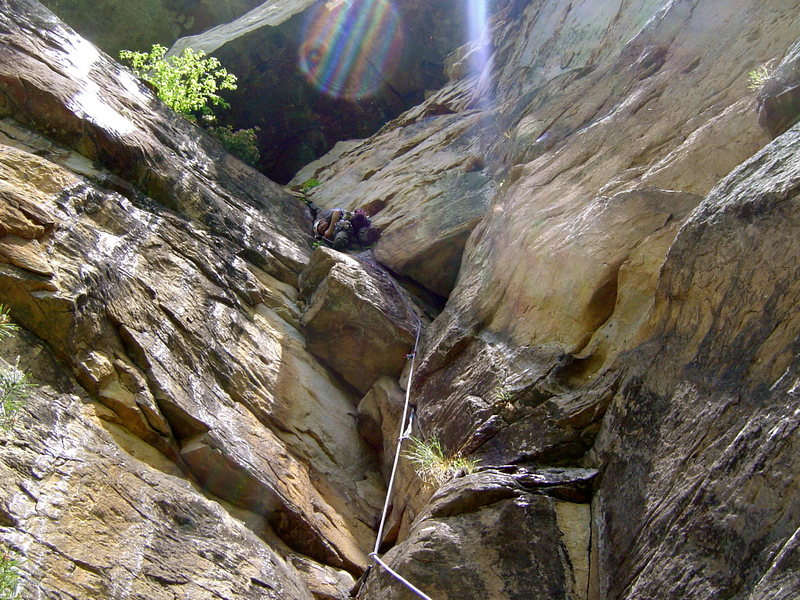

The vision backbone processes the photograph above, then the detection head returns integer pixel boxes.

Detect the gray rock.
[359,470,592,600]
[300,248,421,395]
[758,37,800,138]
[589,123,800,600]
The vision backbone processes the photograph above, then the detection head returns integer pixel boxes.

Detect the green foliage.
[0,306,15,342]
[301,178,321,193]
[0,363,32,431]
[494,386,513,403]
[119,44,237,119]
[403,436,480,487]
[0,546,23,600]
[748,64,774,91]
[208,125,261,166]
[0,305,31,431]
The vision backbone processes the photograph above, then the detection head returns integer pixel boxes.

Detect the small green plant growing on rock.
[0,306,15,341]
[206,125,260,166]
[0,546,23,599]
[403,436,480,487]
[0,305,32,431]
[120,44,237,119]
[747,63,774,91]
[301,178,321,193]
[0,362,32,431]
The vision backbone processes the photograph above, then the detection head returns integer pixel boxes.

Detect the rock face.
[208,0,472,182]
[299,248,421,395]
[2,0,800,600]
[360,468,596,600]
[589,125,800,600]
[303,0,800,599]
[0,1,395,597]
[0,330,315,600]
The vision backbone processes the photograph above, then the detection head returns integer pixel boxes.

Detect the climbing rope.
[361,255,433,600]
[368,553,433,600]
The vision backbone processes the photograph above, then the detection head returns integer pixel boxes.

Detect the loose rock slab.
[300,248,420,395]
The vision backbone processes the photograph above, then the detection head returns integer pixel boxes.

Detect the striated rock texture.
[1,0,800,599]
[0,330,315,600]
[0,1,410,597]
[298,0,800,599]
[589,124,800,600]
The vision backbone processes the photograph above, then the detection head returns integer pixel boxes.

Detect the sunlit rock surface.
[0,330,315,600]
[0,1,386,596]
[2,0,800,599]
[299,248,421,395]
[317,1,800,599]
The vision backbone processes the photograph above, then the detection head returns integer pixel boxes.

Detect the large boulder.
[360,468,596,600]
[299,248,421,395]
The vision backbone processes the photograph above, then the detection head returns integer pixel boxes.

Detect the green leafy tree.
[119,44,237,119]
[120,45,263,166]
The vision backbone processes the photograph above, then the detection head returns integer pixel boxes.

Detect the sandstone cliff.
[1,0,799,599]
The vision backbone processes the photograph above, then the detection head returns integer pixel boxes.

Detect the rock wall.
[0,1,417,598]
[1,0,800,599]
[305,0,800,598]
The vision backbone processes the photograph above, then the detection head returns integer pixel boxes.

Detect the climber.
[314,207,381,250]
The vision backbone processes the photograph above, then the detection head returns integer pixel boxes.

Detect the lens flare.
[298,0,404,100]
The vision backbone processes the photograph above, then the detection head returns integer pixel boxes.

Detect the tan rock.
[0,235,54,276]
[590,123,800,600]
[0,332,315,600]
[0,4,382,595]
[357,376,405,480]
[288,554,356,600]
[299,111,495,296]
[301,248,420,394]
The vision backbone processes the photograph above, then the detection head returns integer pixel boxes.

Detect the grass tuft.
[403,436,480,487]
